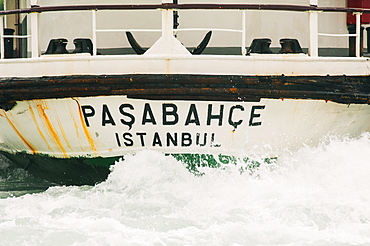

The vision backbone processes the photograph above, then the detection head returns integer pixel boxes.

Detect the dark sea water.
[1,134,370,245]
[0,155,54,198]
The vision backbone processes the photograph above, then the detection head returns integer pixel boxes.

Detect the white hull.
[1,96,369,158]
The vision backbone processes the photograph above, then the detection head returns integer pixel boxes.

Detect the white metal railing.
[0,13,38,59]
[172,10,247,55]
[91,10,163,56]
[0,3,367,59]
[315,12,362,57]
[91,9,247,56]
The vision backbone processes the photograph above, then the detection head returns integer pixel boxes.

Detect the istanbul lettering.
[80,103,265,148]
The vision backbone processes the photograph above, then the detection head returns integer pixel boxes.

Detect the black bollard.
[247,38,273,55]
[279,39,303,54]
[72,38,93,55]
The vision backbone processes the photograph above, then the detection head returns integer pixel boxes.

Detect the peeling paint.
[16,108,29,115]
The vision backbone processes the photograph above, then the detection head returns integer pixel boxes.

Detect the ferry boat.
[0,0,370,185]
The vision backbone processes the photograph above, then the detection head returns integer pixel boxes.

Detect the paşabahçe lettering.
[80,103,265,148]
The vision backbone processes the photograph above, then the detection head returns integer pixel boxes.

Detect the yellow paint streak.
[74,99,97,153]
[35,101,68,157]
[28,103,53,152]
[3,113,37,153]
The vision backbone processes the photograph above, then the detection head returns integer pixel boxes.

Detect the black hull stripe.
[1,74,369,110]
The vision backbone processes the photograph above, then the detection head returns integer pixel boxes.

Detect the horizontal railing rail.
[1,4,370,15]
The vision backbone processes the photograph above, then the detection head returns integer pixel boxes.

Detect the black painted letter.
[142,103,157,125]
[102,104,116,126]
[123,132,134,146]
[162,104,179,125]
[228,105,244,130]
[136,132,147,146]
[249,105,265,126]
[166,132,178,146]
[207,104,224,126]
[185,104,200,126]
[81,105,95,127]
[152,132,163,147]
[182,132,192,147]
[196,133,207,146]
[119,104,135,130]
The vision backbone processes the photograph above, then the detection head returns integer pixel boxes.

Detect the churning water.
[1,134,370,246]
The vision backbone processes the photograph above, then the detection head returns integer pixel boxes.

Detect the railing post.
[132,0,190,55]
[0,16,4,59]
[241,10,246,56]
[162,0,174,40]
[355,12,362,57]
[310,0,318,6]
[92,10,97,56]
[308,10,318,57]
[30,13,39,58]
[30,0,40,58]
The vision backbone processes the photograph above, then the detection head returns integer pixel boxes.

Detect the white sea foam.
[1,134,370,245]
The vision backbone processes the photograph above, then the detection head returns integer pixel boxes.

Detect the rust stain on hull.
[28,102,53,152]
[55,113,73,150]
[68,99,84,150]
[3,112,37,153]
[74,99,98,153]
[35,101,68,157]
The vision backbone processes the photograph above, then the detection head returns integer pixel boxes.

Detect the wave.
[0,133,370,245]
